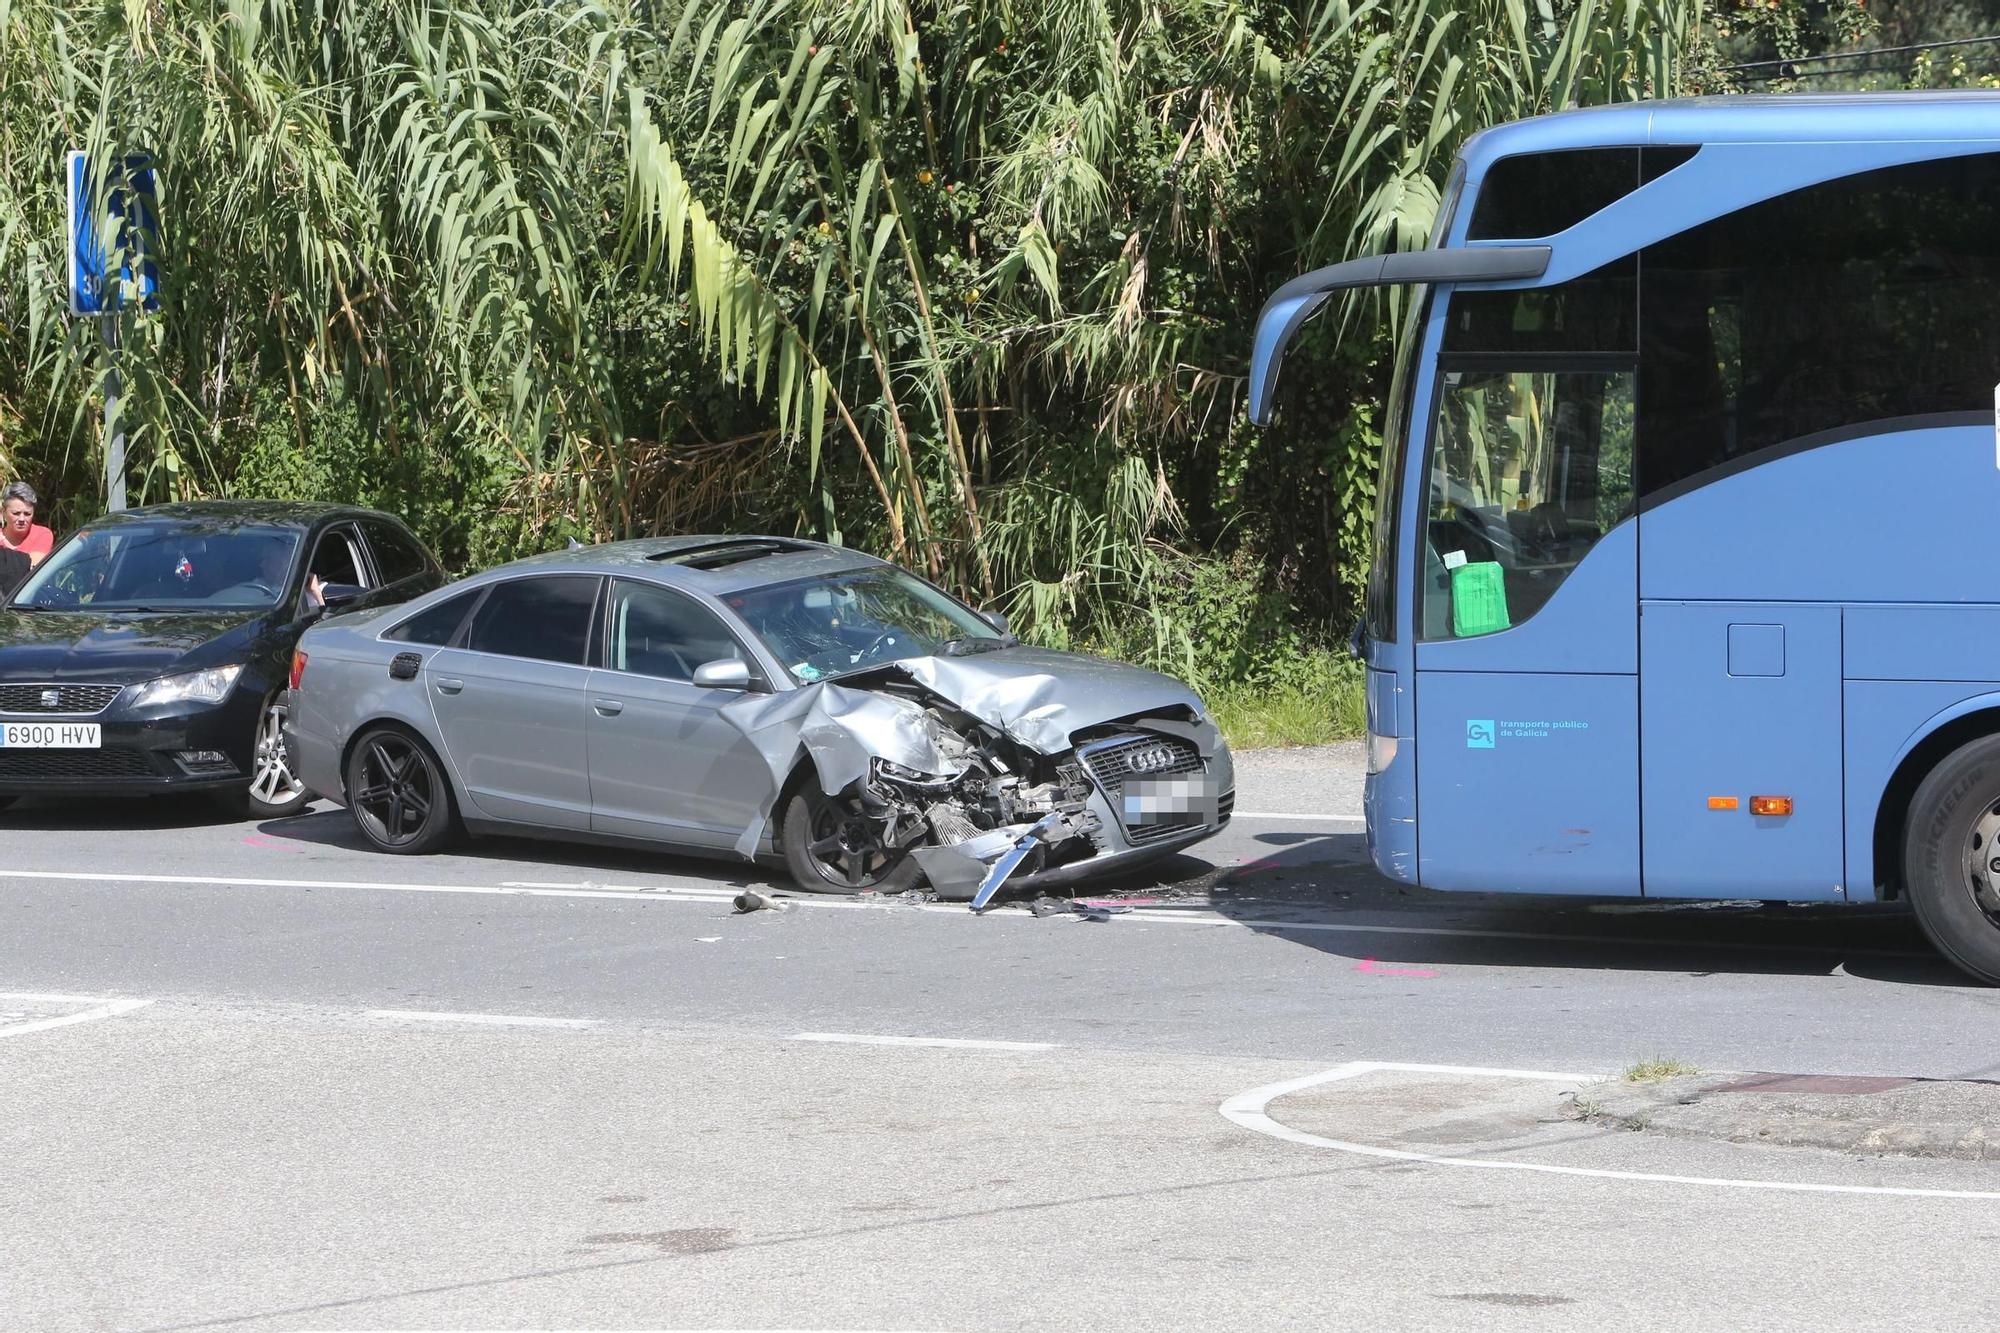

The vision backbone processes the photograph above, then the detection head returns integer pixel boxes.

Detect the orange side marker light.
[1749,795,1793,816]
[1707,796,1739,811]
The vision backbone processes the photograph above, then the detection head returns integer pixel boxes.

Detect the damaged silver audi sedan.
[285,537,1233,902]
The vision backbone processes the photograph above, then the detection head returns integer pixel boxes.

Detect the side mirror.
[692,658,753,691]
[980,610,1010,638]
[321,582,364,607]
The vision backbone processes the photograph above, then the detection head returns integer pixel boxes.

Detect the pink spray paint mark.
[241,834,302,853]
[1356,956,1438,979]
[1082,897,1159,907]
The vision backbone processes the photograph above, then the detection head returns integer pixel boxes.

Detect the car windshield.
[728,568,1005,683]
[12,521,303,612]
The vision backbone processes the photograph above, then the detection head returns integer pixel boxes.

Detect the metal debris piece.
[732,889,786,914]
[1026,894,1132,921]
[970,811,1070,912]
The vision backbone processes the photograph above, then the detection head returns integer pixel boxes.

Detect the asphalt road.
[5,743,2000,1330]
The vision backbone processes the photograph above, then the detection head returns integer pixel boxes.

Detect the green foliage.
[0,0,1701,719]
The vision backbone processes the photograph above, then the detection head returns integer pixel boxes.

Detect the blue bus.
[1249,93,2000,985]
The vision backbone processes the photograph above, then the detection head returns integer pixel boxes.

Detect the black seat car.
[0,501,443,817]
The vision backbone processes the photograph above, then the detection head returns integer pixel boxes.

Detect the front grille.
[0,683,124,716]
[1078,734,1206,801]
[0,748,160,781]
[1080,733,1213,845]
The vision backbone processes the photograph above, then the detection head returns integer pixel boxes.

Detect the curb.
[1569,1071,2000,1162]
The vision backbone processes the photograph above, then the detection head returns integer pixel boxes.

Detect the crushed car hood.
[719,644,1215,858]
[884,646,1201,752]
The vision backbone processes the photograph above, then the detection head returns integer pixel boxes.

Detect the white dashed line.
[791,1032,1056,1051]
[1222,1062,2000,1200]
[0,992,154,1039]
[365,1009,598,1029]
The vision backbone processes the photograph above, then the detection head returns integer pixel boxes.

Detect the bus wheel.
[1904,734,2000,986]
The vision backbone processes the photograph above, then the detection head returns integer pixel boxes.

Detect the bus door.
[1412,360,1642,895]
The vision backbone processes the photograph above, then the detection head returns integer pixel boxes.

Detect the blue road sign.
[67,150,160,316]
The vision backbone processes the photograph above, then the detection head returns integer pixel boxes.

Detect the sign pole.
[102,315,125,511]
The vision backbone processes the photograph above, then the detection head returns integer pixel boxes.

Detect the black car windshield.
[13,522,303,612]
[727,568,1004,683]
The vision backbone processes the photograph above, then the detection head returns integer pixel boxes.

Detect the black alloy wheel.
[1904,733,2000,985]
[345,726,458,854]
[781,786,923,895]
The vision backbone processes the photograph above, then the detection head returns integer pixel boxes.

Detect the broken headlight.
[873,758,945,784]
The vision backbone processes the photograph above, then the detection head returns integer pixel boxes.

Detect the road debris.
[1026,895,1135,922]
[732,890,787,914]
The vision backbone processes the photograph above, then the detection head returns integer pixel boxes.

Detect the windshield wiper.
[939,636,1007,657]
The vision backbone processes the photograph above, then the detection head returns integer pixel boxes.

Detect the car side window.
[309,527,369,590]
[607,580,746,682]
[382,588,480,646]
[464,576,601,665]
[360,519,430,584]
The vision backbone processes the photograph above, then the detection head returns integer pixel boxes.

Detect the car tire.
[1904,733,2000,985]
[344,725,460,855]
[226,692,312,820]
[780,786,924,896]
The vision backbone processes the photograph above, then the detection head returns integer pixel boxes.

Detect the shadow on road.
[252,806,783,890]
[1180,829,1973,987]
[0,791,248,832]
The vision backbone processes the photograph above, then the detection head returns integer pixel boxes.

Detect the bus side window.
[1420,368,1634,639]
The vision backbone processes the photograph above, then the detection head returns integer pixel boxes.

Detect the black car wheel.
[345,726,458,854]
[245,694,311,817]
[1903,734,2000,986]
[781,786,923,895]
[214,694,313,820]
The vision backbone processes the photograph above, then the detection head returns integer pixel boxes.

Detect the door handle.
[435,678,464,695]
[594,699,624,717]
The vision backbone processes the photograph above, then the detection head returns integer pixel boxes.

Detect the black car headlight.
[126,665,244,710]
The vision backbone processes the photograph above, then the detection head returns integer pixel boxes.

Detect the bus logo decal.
[1466,720,1495,749]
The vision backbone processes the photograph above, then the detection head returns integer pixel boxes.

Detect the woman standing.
[0,482,54,562]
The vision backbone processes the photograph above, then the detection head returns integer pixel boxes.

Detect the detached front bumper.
[0,690,263,796]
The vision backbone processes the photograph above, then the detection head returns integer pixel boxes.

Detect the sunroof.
[647,538,813,570]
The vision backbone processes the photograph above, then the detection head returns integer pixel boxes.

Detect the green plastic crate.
[1451,561,1511,637]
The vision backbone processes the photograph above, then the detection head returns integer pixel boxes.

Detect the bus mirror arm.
[1246,244,1553,427]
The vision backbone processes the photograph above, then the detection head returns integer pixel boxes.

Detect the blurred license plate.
[1,723,101,748]
[1122,775,1218,827]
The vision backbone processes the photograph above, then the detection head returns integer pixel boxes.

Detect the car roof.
[472,535,892,595]
[1458,91,2000,178]
[86,500,403,531]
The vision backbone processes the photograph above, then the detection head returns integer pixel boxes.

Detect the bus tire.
[1903,734,2000,986]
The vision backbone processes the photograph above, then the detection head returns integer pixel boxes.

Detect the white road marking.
[365,1009,598,1029]
[0,990,138,1004]
[791,1032,1056,1051]
[0,993,154,1039]
[1232,812,1365,823]
[1222,1061,2000,1200]
[0,867,1935,959]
